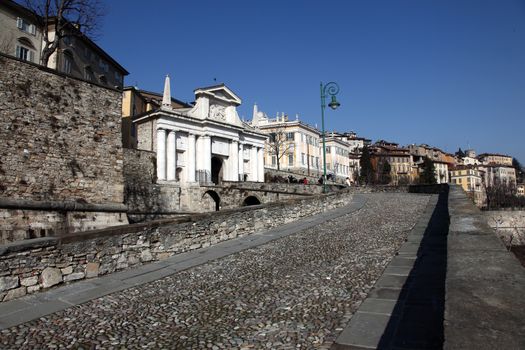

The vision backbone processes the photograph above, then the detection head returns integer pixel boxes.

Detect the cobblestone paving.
[0,193,430,349]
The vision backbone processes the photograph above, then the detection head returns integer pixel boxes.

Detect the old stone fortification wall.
[0,54,127,244]
[0,191,354,302]
[485,210,525,245]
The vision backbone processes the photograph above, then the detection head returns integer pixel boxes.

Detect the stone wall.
[0,54,127,243]
[485,210,525,245]
[0,190,354,302]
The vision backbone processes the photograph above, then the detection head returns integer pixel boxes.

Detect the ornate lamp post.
[320,82,341,193]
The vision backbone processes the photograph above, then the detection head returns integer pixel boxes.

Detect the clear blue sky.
[98,0,525,163]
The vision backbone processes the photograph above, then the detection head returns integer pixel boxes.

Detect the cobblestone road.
[0,193,429,349]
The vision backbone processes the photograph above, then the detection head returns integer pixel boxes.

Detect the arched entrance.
[211,156,223,185]
[243,195,261,206]
[202,190,221,211]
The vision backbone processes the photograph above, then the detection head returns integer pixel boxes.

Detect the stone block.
[140,249,153,262]
[61,266,73,275]
[27,285,41,293]
[20,276,38,287]
[0,276,19,292]
[63,272,85,282]
[3,287,26,301]
[41,267,62,288]
[85,262,100,278]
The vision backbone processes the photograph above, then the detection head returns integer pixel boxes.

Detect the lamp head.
[328,95,340,110]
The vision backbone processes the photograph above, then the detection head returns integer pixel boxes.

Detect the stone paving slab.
[0,194,368,331]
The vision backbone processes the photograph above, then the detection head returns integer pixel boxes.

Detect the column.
[238,143,244,181]
[250,146,258,181]
[166,130,176,181]
[230,140,239,182]
[257,147,264,182]
[187,133,196,182]
[156,129,167,180]
[202,135,212,182]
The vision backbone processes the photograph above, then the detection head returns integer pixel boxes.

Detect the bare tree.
[267,130,293,171]
[24,0,105,66]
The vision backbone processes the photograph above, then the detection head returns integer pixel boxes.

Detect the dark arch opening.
[203,190,220,211]
[243,195,261,206]
[211,156,223,185]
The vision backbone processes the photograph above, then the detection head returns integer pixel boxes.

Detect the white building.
[250,105,323,177]
[134,77,267,185]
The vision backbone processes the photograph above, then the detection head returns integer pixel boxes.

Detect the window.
[288,154,293,166]
[271,156,276,166]
[17,17,36,35]
[286,132,294,141]
[84,66,95,81]
[62,51,73,74]
[99,59,109,72]
[301,153,305,165]
[15,45,32,62]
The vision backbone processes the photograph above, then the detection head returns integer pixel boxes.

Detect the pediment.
[194,84,242,106]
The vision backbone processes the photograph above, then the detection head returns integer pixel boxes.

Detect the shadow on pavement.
[378,188,449,349]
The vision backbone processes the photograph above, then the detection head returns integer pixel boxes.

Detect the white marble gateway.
[134,76,267,185]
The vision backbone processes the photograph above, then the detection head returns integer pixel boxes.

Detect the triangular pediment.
[194,84,242,106]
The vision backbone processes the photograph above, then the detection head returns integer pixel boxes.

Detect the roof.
[2,0,39,20]
[123,86,192,108]
[51,20,128,75]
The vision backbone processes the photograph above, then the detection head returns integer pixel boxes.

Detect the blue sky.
[98,0,525,162]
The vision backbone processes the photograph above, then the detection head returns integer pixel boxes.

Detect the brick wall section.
[0,191,353,302]
[0,54,124,204]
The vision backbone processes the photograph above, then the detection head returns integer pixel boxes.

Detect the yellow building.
[450,165,485,205]
[478,153,513,166]
[121,86,191,148]
[371,142,415,184]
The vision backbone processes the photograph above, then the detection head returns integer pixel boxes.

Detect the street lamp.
[320,81,341,193]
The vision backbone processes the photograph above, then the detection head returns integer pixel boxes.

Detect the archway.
[202,190,220,211]
[211,156,223,185]
[243,195,261,206]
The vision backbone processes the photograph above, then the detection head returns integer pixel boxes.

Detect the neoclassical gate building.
[133,76,267,186]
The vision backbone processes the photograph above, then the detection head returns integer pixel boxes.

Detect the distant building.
[408,144,455,184]
[134,77,267,184]
[324,136,351,181]
[250,106,324,178]
[517,183,525,197]
[331,131,371,153]
[477,153,513,167]
[477,153,516,188]
[370,142,415,185]
[450,165,485,206]
[0,0,128,88]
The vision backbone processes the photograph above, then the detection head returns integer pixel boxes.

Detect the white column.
[257,147,264,182]
[230,140,239,182]
[187,133,196,182]
[202,135,212,182]
[156,129,167,181]
[250,146,258,181]
[166,130,176,181]
[238,143,244,181]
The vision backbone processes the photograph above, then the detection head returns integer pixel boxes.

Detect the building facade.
[325,137,351,181]
[0,0,128,88]
[450,165,485,206]
[250,106,323,177]
[371,142,415,184]
[134,78,267,185]
[408,144,455,184]
[0,0,43,64]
